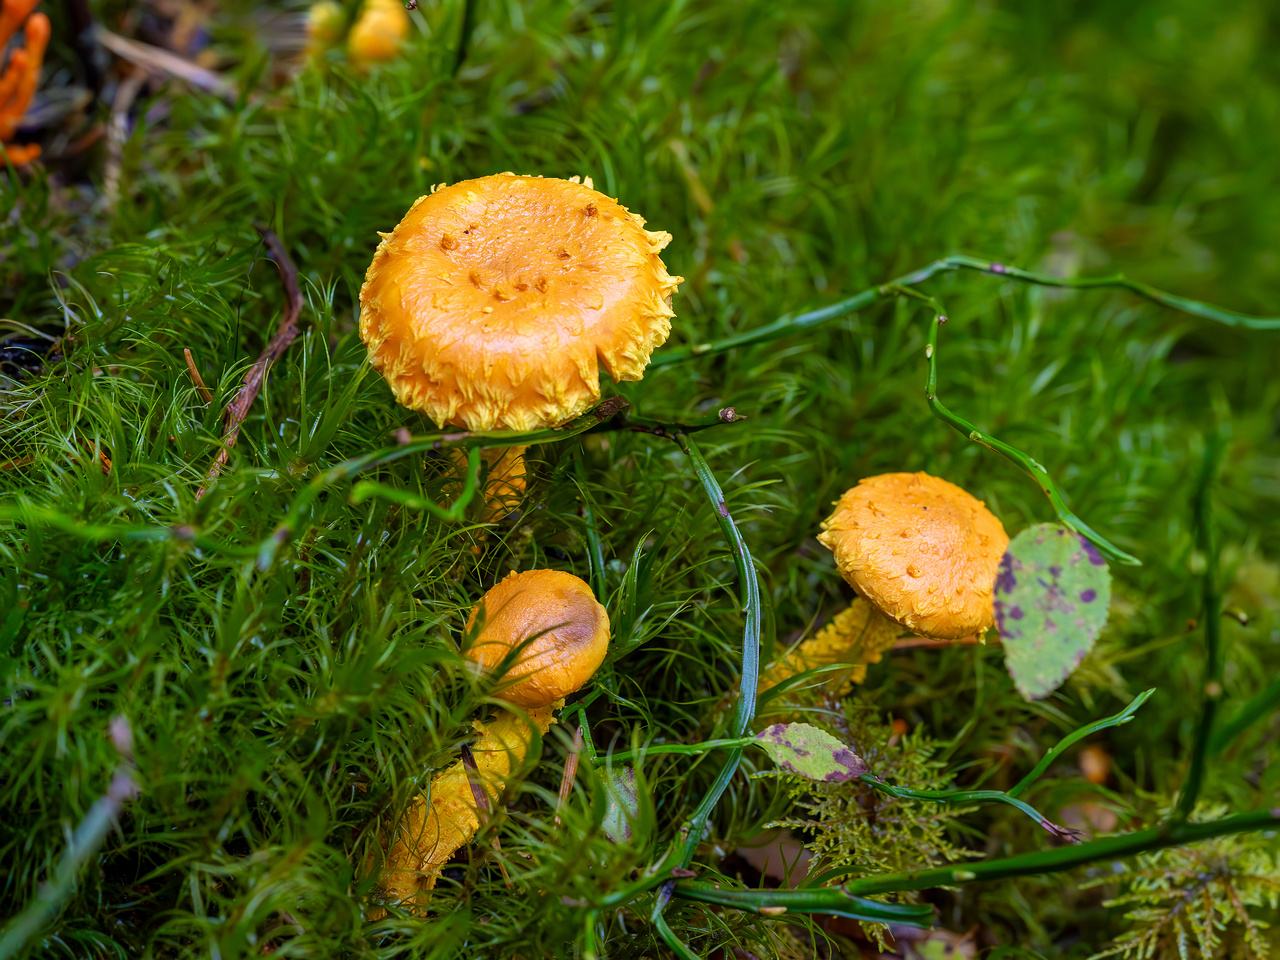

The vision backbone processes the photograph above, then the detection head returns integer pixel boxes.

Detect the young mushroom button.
[378,570,609,912]
[817,472,1010,641]
[464,568,610,708]
[358,172,683,520]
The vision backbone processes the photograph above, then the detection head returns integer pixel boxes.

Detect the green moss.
[3,0,1280,956]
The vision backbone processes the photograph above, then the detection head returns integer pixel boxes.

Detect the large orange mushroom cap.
[817,472,1009,640]
[464,568,610,708]
[359,173,683,431]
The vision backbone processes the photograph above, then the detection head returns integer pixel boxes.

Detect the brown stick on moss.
[198,227,304,498]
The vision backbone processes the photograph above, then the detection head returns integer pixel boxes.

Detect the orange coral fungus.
[818,472,1009,640]
[0,0,48,165]
[359,172,682,432]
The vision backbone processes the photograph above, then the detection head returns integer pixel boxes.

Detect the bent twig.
[198,228,304,498]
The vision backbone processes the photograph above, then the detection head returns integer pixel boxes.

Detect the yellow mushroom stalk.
[380,704,556,908]
[359,173,682,519]
[757,597,902,699]
[380,569,609,912]
[445,444,528,523]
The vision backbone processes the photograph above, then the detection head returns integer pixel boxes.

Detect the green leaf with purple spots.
[995,522,1112,701]
[754,723,868,781]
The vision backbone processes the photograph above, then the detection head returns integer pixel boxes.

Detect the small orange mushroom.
[818,471,1009,641]
[0,0,48,166]
[304,0,345,58]
[761,472,1009,700]
[347,0,410,67]
[360,172,682,519]
[463,569,610,709]
[380,569,609,911]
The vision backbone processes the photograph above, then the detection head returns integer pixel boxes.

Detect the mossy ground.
[2,1,1279,957]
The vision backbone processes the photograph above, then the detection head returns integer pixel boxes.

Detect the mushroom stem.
[758,597,902,699]
[446,445,527,523]
[382,703,557,910]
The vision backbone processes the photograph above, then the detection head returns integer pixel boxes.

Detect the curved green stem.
[858,775,1080,842]
[0,505,259,558]
[593,737,757,767]
[348,446,479,521]
[1009,688,1155,798]
[667,433,761,867]
[654,254,1279,367]
[841,809,1280,897]
[926,307,1139,565]
[672,881,933,926]
[648,432,762,934]
[938,254,1280,330]
[651,288,886,367]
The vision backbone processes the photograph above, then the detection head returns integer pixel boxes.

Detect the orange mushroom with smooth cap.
[359,172,682,519]
[379,569,609,911]
[759,471,1008,699]
[817,471,1009,641]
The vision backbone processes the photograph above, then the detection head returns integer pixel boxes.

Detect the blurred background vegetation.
[2,0,1278,957]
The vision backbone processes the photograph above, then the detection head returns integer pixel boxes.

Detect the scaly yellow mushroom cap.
[359,173,683,431]
[464,569,610,708]
[816,472,1009,640]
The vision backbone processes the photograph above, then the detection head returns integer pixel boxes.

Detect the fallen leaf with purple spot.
[995,523,1112,700]
[755,723,868,781]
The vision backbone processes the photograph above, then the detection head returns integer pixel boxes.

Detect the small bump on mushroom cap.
[816,472,1009,640]
[359,173,683,431]
[464,569,610,708]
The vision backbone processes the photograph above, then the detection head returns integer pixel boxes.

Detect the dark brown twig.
[590,405,746,439]
[183,348,213,403]
[197,228,304,499]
